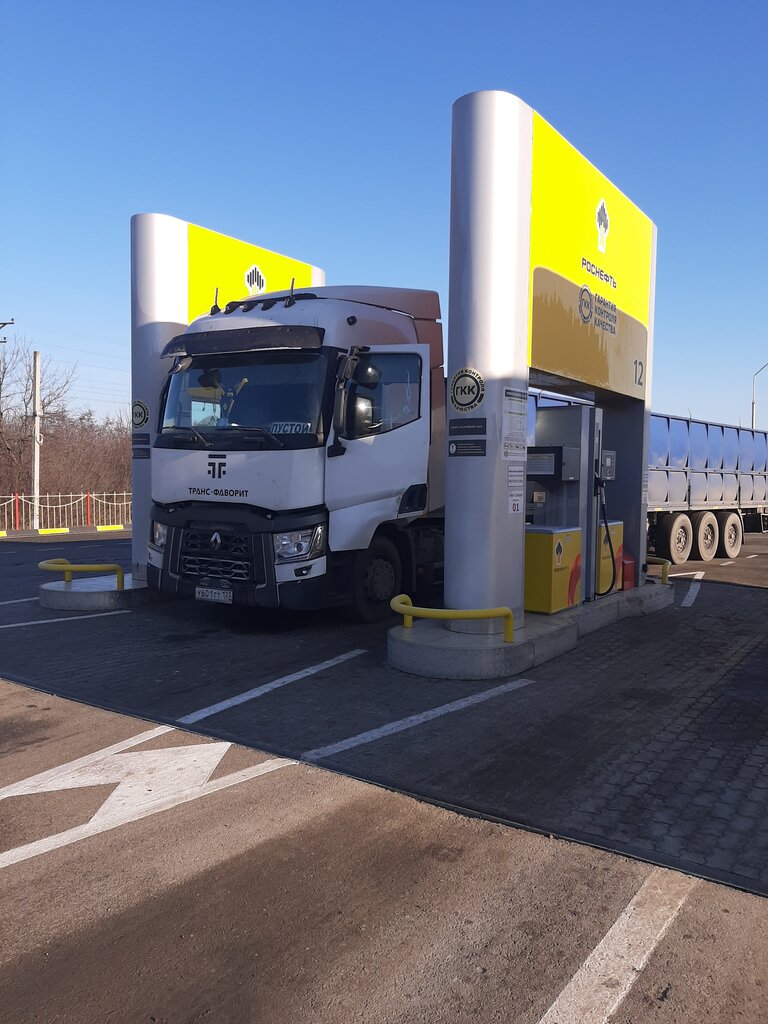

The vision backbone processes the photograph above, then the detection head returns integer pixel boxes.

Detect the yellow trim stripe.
[38,528,70,535]
[0,531,6,538]
[96,525,125,532]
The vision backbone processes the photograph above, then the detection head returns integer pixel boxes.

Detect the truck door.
[326,343,431,552]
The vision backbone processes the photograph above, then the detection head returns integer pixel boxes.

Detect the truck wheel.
[656,512,693,565]
[351,536,402,622]
[690,511,719,561]
[715,511,742,558]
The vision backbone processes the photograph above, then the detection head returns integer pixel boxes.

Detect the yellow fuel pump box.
[524,526,582,614]
[597,520,624,595]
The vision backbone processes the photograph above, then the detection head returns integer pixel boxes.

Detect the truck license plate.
[195,586,233,605]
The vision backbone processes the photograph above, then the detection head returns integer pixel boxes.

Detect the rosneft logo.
[596,200,609,253]
[245,265,266,295]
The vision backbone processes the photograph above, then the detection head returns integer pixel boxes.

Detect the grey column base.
[388,581,674,680]
[39,574,165,611]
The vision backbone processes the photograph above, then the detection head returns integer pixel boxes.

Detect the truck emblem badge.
[245,264,266,295]
[210,532,222,551]
[450,367,486,413]
[207,453,227,479]
[596,199,609,253]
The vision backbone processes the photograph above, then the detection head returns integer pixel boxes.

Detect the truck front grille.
[178,528,266,584]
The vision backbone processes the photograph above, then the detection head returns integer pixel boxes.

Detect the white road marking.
[0,610,130,629]
[720,560,734,566]
[0,726,173,796]
[303,678,535,761]
[680,571,705,608]
[0,725,294,868]
[746,554,759,559]
[536,868,697,1024]
[178,649,367,724]
[0,597,38,605]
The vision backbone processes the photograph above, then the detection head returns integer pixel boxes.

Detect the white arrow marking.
[0,728,294,869]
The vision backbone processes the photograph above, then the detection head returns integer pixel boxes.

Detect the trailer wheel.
[656,512,693,565]
[715,511,742,558]
[690,510,719,561]
[351,536,402,622]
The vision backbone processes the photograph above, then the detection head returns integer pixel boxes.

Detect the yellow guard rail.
[646,555,671,585]
[38,557,125,591]
[390,593,515,643]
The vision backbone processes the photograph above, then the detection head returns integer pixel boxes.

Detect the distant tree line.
[0,337,131,495]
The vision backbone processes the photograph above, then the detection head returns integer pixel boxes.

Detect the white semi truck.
[147,286,446,619]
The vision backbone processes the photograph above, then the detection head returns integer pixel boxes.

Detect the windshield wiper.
[165,425,213,448]
[222,425,285,448]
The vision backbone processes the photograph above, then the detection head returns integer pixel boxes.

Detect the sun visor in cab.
[161,325,325,358]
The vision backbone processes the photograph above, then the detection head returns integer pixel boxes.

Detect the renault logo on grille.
[210,531,222,551]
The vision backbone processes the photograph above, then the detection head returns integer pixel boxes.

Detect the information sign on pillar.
[130,214,324,583]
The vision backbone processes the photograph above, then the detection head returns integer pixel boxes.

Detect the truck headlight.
[151,521,168,549]
[273,524,326,563]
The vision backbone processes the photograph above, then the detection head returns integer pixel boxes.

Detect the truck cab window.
[344,353,421,440]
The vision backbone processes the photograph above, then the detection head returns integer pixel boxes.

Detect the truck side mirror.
[328,385,349,458]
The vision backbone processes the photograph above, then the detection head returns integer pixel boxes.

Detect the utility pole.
[752,361,768,430]
[33,350,41,531]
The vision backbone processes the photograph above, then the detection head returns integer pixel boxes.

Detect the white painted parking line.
[178,649,367,724]
[536,868,697,1024]
[0,725,295,869]
[0,610,131,630]
[720,560,734,566]
[746,554,759,559]
[0,597,38,606]
[680,571,705,607]
[303,678,535,761]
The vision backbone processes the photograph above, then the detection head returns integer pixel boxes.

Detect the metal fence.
[0,492,132,532]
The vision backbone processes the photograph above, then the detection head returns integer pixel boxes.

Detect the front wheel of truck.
[351,536,402,622]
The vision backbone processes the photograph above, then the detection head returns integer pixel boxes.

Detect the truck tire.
[351,536,402,622]
[690,510,719,561]
[715,511,742,558]
[656,512,693,565]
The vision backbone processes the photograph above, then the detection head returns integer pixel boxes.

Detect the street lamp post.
[752,361,768,430]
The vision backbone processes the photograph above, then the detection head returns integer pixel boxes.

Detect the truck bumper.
[147,502,341,611]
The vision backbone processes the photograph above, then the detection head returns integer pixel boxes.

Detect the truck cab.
[147,286,445,619]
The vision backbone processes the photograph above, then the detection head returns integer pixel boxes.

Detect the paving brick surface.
[3,539,768,895]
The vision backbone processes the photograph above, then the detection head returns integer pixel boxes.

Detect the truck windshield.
[158,350,335,451]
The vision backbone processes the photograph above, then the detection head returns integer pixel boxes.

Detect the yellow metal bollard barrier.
[390,594,515,643]
[38,557,125,591]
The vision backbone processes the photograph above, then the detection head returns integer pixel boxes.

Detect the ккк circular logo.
[578,286,593,324]
[450,368,486,412]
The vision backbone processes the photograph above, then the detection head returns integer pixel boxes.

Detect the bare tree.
[1,335,132,497]
[0,335,77,493]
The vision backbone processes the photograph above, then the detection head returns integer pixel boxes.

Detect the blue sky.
[2,0,766,425]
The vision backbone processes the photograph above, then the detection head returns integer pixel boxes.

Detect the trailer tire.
[715,511,742,558]
[690,510,719,561]
[351,536,402,622]
[656,512,693,565]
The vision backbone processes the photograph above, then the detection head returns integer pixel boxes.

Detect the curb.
[0,526,131,540]
[38,575,162,611]
[387,582,675,680]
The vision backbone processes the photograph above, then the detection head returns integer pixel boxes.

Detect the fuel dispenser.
[525,404,622,612]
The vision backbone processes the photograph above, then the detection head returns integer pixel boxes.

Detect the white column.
[444,91,533,630]
[130,214,188,583]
